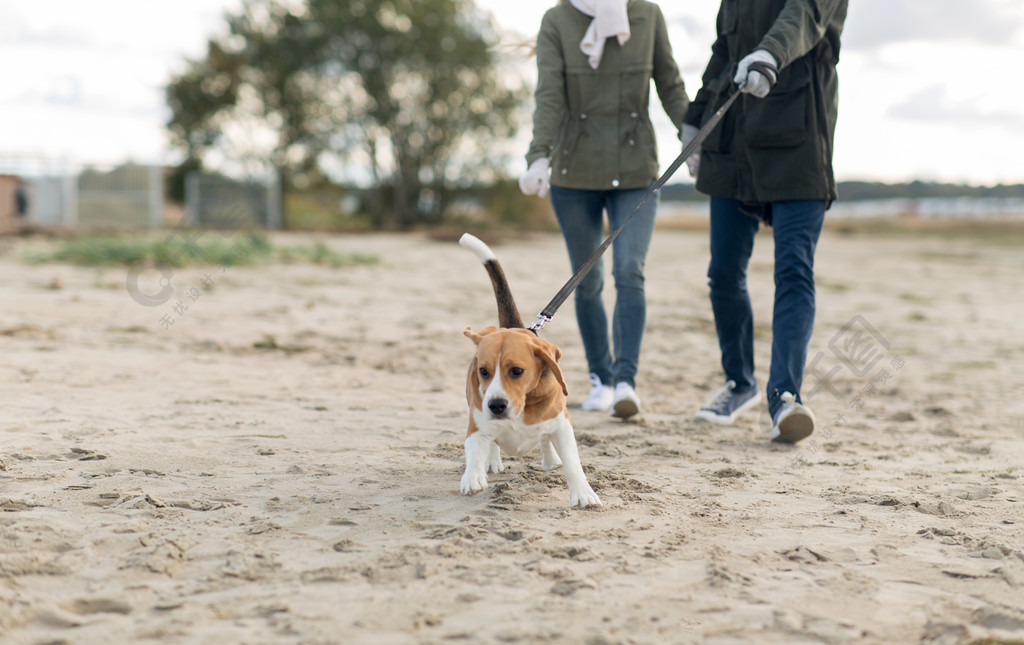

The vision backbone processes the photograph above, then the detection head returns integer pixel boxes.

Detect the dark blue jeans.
[550,185,658,388]
[708,197,826,417]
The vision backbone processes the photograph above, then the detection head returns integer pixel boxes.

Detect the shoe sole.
[771,409,815,443]
[693,391,761,425]
[611,398,639,419]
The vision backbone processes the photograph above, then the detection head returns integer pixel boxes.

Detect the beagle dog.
[459,234,600,508]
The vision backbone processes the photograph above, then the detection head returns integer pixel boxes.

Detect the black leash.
[528,70,766,334]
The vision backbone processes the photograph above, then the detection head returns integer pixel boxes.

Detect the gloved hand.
[733,50,778,98]
[680,124,701,178]
[518,158,551,197]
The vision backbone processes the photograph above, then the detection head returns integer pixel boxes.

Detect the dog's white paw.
[569,485,602,508]
[486,450,504,474]
[460,470,488,495]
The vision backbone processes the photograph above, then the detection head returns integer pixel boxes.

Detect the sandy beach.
[1,224,1023,644]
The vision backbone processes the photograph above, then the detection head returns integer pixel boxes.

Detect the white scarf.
[570,0,631,70]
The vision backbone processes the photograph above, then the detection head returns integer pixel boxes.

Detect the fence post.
[62,173,78,227]
[148,165,163,228]
[185,171,200,226]
[266,172,282,229]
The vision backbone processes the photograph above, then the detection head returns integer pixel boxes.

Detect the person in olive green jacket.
[686,0,848,443]
[519,0,689,420]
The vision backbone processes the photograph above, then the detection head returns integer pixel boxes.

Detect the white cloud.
[0,0,239,164]
[843,0,1024,50]
[0,0,1020,185]
[888,84,1022,127]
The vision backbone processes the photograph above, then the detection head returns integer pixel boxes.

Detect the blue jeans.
[707,198,826,417]
[550,185,658,388]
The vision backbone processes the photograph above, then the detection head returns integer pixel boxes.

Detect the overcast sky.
[0,0,1021,185]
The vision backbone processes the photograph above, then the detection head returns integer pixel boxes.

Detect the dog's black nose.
[488,398,508,416]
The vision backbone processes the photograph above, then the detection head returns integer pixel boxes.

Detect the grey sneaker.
[694,380,761,424]
[770,392,815,443]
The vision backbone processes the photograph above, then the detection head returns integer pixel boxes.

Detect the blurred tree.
[166,0,527,228]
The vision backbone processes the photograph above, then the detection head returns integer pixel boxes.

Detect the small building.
[0,174,29,230]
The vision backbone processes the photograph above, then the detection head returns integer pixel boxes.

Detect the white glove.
[733,50,778,98]
[518,158,551,197]
[680,124,701,178]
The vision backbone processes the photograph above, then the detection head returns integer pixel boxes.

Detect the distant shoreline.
[659,196,1024,220]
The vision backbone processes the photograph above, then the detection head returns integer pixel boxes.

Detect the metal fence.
[185,171,281,228]
[77,164,163,228]
[0,156,280,230]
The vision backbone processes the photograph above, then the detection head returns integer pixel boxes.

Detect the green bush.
[41,232,273,267]
[33,232,380,269]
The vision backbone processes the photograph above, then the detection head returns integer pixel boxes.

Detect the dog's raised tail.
[459,233,525,329]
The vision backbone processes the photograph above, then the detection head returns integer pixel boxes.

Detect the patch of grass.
[30,233,379,269]
[275,240,379,268]
[35,232,273,267]
[825,216,1024,244]
[818,278,853,293]
[655,215,711,232]
[949,360,997,370]
[229,434,287,439]
[950,466,1017,476]
[899,292,935,304]
[282,191,375,232]
[915,250,983,263]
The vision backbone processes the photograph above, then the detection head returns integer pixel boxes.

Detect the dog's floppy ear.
[467,354,480,398]
[531,336,567,396]
[463,325,499,345]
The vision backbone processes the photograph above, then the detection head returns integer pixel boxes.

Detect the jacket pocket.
[745,59,813,148]
[551,116,583,175]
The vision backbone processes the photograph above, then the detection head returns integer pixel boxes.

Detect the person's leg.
[549,186,613,385]
[604,185,658,388]
[708,197,761,390]
[767,199,826,417]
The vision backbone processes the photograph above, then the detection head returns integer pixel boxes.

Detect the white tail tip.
[459,233,496,263]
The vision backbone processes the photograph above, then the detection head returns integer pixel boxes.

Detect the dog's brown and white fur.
[459,234,600,508]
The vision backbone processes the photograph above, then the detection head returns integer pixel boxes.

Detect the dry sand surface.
[1,224,1023,644]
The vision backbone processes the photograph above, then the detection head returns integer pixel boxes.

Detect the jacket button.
[580,113,587,119]
[630,112,638,118]
[611,179,620,187]
[562,169,568,175]
[629,139,634,146]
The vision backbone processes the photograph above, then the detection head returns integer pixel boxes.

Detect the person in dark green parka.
[686,0,848,443]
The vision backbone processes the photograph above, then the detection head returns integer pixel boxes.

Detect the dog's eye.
[478,367,490,379]
[509,367,524,378]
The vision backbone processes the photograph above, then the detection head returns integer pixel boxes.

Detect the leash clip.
[528,313,551,334]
